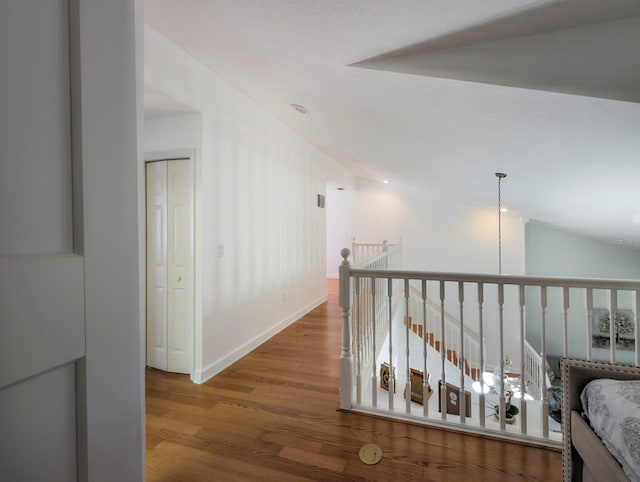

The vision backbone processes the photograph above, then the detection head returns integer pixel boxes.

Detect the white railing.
[349,243,402,405]
[524,340,546,401]
[351,237,401,264]
[338,249,640,447]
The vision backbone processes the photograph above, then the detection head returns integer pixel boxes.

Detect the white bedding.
[581,379,640,482]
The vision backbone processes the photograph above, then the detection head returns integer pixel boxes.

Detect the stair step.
[408,330,480,381]
[447,349,458,366]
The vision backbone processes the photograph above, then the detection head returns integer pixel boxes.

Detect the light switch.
[217,244,224,257]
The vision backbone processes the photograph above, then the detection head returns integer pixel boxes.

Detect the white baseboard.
[192,294,328,384]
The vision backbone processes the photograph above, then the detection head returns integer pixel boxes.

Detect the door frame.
[144,149,198,380]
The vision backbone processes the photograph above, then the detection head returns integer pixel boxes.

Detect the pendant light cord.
[496,173,507,275]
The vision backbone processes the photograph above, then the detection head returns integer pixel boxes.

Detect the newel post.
[339,248,353,410]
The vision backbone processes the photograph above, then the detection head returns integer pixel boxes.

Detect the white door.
[146,158,194,374]
[0,1,83,480]
[146,161,169,371]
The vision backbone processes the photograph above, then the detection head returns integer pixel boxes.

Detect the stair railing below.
[351,237,401,265]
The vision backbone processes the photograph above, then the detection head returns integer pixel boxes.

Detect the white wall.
[145,112,202,153]
[351,179,525,275]
[326,181,356,278]
[145,26,349,382]
[526,221,640,279]
[525,221,640,363]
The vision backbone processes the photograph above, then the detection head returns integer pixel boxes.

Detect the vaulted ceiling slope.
[355,0,640,103]
[144,0,640,243]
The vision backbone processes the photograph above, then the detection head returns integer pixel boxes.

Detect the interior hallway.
[145,279,562,481]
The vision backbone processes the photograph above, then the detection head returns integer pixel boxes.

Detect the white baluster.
[635,290,640,367]
[586,288,593,361]
[518,285,527,434]
[458,281,466,424]
[498,283,506,431]
[351,237,356,263]
[405,279,411,413]
[371,276,377,407]
[355,276,362,405]
[422,280,429,417]
[478,283,485,427]
[610,289,618,364]
[540,285,549,438]
[339,248,353,410]
[563,287,570,357]
[388,277,394,410]
[440,280,446,421]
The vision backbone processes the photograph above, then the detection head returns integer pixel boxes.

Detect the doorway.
[145,157,194,374]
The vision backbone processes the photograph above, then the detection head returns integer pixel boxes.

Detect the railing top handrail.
[352,238,402,247]
[348,268,640,290]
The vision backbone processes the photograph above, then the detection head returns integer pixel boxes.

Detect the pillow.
[581,379,640,481]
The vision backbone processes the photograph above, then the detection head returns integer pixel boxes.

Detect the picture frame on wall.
[404,368,433,405]
[438,380,471,417]
[380,362,396,393]
[591,308,636,351]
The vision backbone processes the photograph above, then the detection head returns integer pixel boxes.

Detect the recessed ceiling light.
[500,207,508,213]
[290,104,308,114]
[383,180,389,184]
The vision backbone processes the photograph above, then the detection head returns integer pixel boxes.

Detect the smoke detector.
[290,104,308,114]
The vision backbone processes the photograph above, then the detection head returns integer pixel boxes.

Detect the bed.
[562,358,640,482]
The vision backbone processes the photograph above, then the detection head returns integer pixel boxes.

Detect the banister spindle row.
[340,247,640,448]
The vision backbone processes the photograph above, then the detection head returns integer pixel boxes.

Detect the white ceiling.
[144,0,640,244]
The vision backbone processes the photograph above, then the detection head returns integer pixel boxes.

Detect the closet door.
[146,161,168,371]
[166,159,194,374]
[146,159,193,374]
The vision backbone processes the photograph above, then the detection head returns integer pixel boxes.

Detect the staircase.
[404,316,481,381]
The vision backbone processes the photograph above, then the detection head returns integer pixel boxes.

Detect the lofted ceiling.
[144,0,640,244]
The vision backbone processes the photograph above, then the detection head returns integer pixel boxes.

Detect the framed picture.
[380,362,396,393]
[404,368,433,405]
[591,308,636,351]
[438,380,471,416]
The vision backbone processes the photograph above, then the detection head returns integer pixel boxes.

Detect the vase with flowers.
[492,390,519,424]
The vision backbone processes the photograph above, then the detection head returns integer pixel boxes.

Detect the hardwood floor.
[146,279,561,481]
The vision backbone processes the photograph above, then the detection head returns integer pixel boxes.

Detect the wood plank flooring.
[146,279,561,481]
